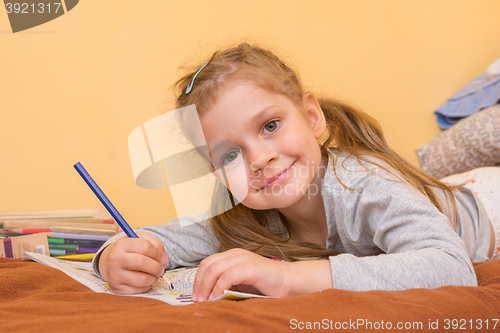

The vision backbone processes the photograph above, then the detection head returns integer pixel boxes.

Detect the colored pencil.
[8,228,51,234]
[47,227,117,235]
[48,237,105,246]
[56,253,95,260]
[48,244,79,250]
[0,208,112,220]
[0,230,23,237]
[73,162,173,290]
[2,219,115,227]
[50,232,111,241]
[75,247,100,254]
[49,249,66,256]
[49,246,100,254]
[8,227,116,235]
[49,248,100,256]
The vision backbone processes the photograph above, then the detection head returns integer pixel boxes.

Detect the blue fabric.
[435,73,500,129]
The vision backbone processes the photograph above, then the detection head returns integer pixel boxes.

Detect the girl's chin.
[240,193,303,210]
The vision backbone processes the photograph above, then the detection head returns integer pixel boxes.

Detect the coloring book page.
[23,251,274,305]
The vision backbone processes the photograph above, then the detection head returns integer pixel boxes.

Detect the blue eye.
[220,149,240,166]
[263,119,279,134]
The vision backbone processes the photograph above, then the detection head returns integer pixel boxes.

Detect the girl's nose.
[247,144,278,174]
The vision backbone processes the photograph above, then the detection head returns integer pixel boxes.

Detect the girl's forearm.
[97,244,113,282]
[288,259,333,296]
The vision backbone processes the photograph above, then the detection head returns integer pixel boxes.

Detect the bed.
[1,257,499,332]
[3,102,500,332]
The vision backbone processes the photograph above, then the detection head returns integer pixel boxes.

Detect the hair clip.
[186,61,209,94]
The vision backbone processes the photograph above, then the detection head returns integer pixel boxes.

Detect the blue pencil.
[73,162,173,289]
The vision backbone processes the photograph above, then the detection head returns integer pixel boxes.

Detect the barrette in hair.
[186,61,209,94]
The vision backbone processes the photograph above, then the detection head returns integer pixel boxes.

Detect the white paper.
[23,251,274,305]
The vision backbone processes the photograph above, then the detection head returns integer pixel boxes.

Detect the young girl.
[93,43,500,302]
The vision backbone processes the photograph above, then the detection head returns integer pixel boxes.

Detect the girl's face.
[199,82,327,210]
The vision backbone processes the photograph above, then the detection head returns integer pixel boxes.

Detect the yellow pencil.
[56,253,95,260]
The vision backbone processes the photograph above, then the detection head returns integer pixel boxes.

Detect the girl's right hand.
[98,231,169,294]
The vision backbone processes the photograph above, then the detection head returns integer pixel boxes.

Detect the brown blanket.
[1,257,499,333]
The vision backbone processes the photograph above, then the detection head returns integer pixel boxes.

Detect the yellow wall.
[1,1,500,228]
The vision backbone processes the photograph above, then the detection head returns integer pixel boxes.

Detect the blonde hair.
[172,42,463,261]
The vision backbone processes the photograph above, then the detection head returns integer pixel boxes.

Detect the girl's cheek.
[223,159,249,202]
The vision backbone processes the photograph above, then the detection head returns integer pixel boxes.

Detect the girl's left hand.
[191,248,292,302]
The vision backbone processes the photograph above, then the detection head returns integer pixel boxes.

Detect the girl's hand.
[98,231,169,295]
[191,248,294,302]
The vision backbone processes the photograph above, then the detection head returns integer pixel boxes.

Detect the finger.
[192,250,241,298]
[109,281,154,295]
[105,265,159,294]
[121,252,165,278]
[195,253,249,302]
[117,269,160,289]
[209,267,259,300]
[136,232,169,265]
[120,237,162,263]
[193,249,249,288]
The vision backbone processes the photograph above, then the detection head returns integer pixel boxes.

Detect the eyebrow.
[208,105,281,157]
[210,142,225,156]
[250,105,280,124]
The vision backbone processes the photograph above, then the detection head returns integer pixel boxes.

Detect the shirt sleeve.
[327,170,478,291]
[92,215,219,278]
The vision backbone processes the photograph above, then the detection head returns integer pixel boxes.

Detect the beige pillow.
[416,104,500,179]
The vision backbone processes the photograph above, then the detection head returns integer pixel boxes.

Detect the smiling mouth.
[259,162,295,190]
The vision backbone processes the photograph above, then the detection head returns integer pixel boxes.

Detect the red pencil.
[8,228,51,234]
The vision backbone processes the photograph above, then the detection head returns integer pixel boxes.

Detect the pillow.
[416,104,500,179]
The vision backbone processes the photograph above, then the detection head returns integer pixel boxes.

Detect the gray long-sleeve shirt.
[92,149,492,291]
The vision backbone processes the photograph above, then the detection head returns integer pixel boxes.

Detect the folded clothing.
[434,73,500,129]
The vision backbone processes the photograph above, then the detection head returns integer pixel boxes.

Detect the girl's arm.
[325,166,478,291]
[288,260,333,295]
[190,248,334,302]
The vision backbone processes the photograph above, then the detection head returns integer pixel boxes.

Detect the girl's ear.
[303,93,326,139]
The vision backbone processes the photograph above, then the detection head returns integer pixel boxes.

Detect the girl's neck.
[279,205,328,245]
[277,154,329,245]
